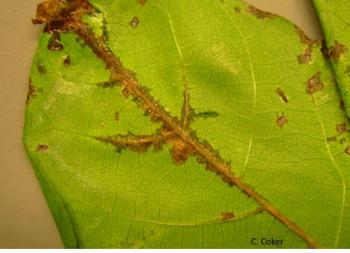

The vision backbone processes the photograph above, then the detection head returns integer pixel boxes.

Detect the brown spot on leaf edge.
[32,0,91,25]
[295,26,316,45]
[26,79,37,105]
[246,5,275,19]
[306,72,324,95]
[295,27,317,64]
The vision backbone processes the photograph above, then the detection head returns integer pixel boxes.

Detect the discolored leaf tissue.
[24,0,350,248]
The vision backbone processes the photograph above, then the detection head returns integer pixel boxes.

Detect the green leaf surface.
[24,0,350,248]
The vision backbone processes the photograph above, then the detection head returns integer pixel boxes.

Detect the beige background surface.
[0,0,322,249]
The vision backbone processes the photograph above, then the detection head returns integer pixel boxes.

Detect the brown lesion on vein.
[33,0,320,248]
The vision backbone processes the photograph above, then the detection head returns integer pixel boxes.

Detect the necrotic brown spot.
[64,55,71,66]
[276,87,288,103]
[336,123,347,134]
[129,17,139,29]
[246,5,275,19]
[234,7,241,13]
[221,212,235,220]
[48,31,64,51]
[36,144,49,152]
[306,72,324,95]
[276,115,288,128]
[328,41,347,61]
[298,47,312,64]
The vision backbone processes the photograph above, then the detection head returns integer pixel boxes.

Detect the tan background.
[0,0,322,249]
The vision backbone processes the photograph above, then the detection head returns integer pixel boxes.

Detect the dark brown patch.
[138,0,147,6]
[306,72,324,95]
[32,0,91,26]
[339,100,346,111]
[129,17,139,29]
[234,7,241,13]
[276,115,288,128]
[336,123,347,134]
[36,144,49,152]
[276,87,288,103]
[63,55,71,66]
[97,80,118,88]
[26,79,37,105]
[221,211,235,220]
[48,31,64,51]
[246,5,275,19]
[36,60,47,75]
[327,136,337,143]
[344,146,350,156]
[328,41,347,61]
[114,112,120,122]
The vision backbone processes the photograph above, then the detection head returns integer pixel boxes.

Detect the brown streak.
[246,5,275,19]
[96,132,173,153]
[180,72,193,129]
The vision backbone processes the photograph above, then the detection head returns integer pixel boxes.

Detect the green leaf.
[24,0,350,248]
[313,0,350,119]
